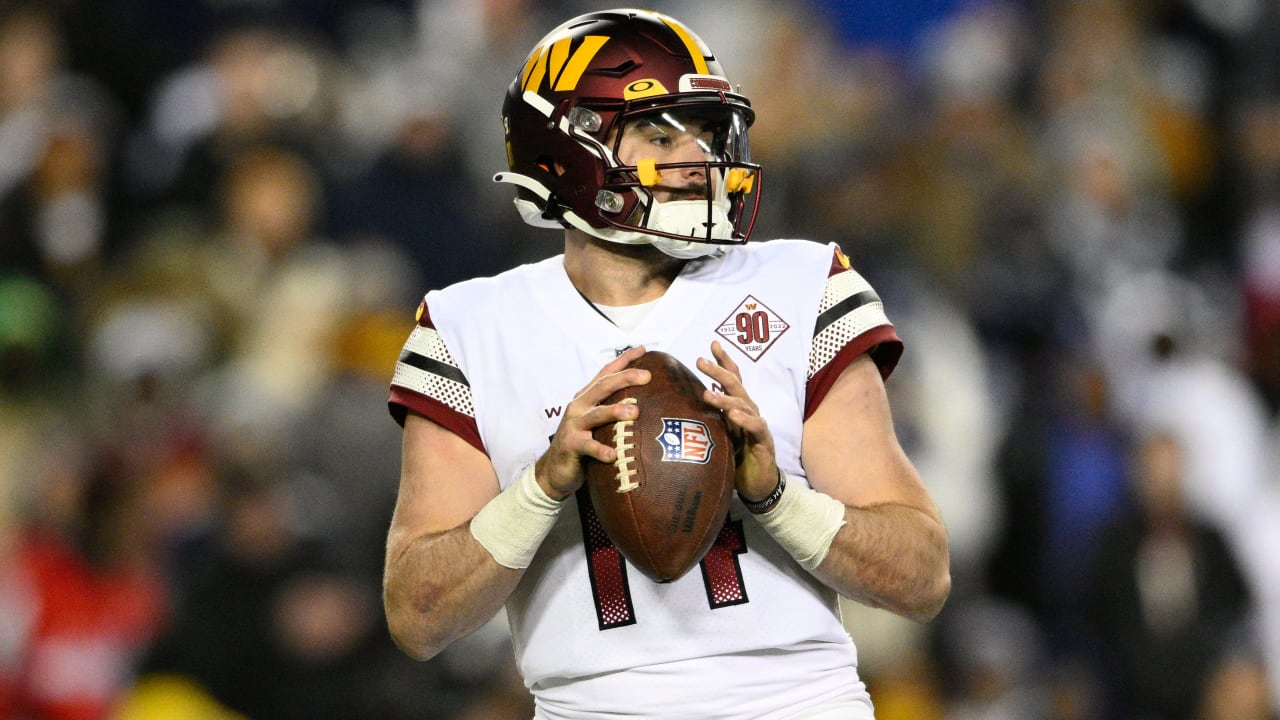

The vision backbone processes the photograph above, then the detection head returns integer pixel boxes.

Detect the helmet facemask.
[585,102,760,258]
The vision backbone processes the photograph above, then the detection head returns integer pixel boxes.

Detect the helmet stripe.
[656,15,710,75]
[521,45,549,92]
[547,38,572,88]
[522,36,610,94]
[555,35,608,91]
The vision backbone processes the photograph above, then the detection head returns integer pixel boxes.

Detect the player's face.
[615,110,719,202]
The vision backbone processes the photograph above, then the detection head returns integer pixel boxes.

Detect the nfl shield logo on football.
[657,418,715,464]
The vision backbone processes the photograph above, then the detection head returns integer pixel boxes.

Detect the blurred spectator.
[139,460,525,719]
[326,107,490,293]
[0,3,122,385]
[0,431,167,720]
[122,21,331,216]
[1234,93,1280,415]
[986,348,1132,641]
[724,4,902,246]
[289,238,420,583]
[406,0,557,193]
[397,0,570,272]
[878,273,1001,591]
[166,143,346,455]
[0,273,66,397]
[137,467,383,720]
[1035,1,1187,304]
[903,2,1045,302]
[1084,431,1253,720]
[1198,644,1277,720]
[1092,271,1268,532]
[937,598,1052,720]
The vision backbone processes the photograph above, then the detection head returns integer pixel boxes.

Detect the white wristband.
[470,464,564,569]
[751,472,847,571]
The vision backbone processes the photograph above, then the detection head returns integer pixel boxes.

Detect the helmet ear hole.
[535,156,563,176]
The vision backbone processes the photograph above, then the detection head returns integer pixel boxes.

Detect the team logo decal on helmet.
[493,9,762,258]
[519,35,609,94]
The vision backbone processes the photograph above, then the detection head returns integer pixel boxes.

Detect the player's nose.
[675,136,712,165]
[671,139,709,185]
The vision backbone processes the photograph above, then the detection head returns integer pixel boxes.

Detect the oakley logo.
[624,78,669,100]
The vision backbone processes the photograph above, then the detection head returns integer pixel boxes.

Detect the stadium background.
[0,0,1277,718]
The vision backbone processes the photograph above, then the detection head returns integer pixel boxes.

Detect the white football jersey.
[390,239,901,720]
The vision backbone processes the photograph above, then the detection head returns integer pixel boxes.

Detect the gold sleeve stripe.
[657,15,710,75]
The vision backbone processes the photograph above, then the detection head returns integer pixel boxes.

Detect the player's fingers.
[576,401,643,462]
[700,385,754,419]
[573,347,651,407]
[560,400,638,457]
[695,356,739,397]
[543,349,646,494]
[595,345,646,378]
[697,366,760,422]
[581,437,620,464]
[586,397,640,428]
[710,340,741,376]
[725,406,770,446]
[697,342,750,399]
[591,345,645,385]
[567,370,648,415]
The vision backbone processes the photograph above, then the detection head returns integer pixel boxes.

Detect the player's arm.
[383,412,517,661]
[383,346,650,660]
[699,343,949,623]
[799,353,950,622]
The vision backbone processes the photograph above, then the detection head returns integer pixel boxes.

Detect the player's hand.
[535,345,650,500]
[697,341,779,503]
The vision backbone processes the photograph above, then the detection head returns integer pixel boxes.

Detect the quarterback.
[383,9,950,719]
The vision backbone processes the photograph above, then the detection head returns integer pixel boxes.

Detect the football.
[585,350,736,583]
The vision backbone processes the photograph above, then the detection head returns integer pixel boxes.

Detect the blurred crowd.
[0,0,1277,719]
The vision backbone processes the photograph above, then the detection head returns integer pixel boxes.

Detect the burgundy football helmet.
[494,9,762,258]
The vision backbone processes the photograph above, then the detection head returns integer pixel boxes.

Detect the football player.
[383,9,950,719]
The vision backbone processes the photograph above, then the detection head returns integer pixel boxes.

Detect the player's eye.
[638,124,674,145]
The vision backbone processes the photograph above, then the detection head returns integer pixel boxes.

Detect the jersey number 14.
[576,487,750,630]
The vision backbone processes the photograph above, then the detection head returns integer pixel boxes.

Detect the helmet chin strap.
[651,237,727,260]
[589,199,736,259]
[495,171,735,259]
[645,200,734,258]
